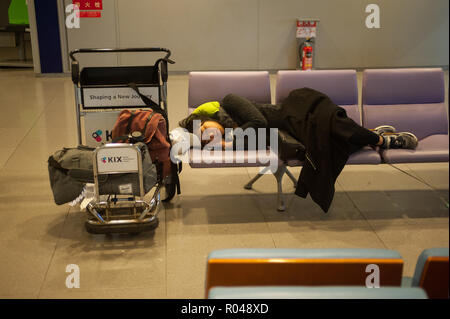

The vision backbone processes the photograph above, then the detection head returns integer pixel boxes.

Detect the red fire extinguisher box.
[296,19,319,70]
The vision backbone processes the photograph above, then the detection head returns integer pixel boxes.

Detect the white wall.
[64,0,119,68]
[63,0,449,71]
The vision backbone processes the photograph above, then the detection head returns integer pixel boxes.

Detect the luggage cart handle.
[70,47,174,85]
[69,47,174,64]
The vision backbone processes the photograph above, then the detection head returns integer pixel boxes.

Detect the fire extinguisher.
[300,38,313,70]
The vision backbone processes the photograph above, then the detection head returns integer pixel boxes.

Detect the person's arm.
[221,94,268,130]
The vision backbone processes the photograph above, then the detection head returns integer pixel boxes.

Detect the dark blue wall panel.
[34,0,62,73]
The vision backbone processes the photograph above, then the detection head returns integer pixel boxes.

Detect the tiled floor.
[0,68,448,299]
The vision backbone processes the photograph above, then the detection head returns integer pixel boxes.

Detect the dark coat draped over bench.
[280,88,358,212]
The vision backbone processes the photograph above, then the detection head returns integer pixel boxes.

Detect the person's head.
[179,114,226,144]
[200,120,225,135]
[200,120,225,145]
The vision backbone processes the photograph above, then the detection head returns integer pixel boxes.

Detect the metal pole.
[74,84,82,145]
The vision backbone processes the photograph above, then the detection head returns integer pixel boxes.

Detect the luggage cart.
[85,142,161,234]
[69,48,175,234]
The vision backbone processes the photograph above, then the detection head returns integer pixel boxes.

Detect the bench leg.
[273,165,287,212]
[244,166,271,189]
[244,165,288,212]
[285,168,298,188]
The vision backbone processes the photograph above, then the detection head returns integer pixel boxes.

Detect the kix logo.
[102,157,123,163]
[92,130,103,142]
[92,130,112,143]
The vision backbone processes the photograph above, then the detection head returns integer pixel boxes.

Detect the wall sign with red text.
[72,0,103,18]
[296,20,318,38]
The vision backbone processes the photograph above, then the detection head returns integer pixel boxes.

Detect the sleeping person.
[179,90,418,152]
[178,88,418,212]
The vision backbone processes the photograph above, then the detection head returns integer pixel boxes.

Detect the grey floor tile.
[39,207,167,293]
[337,164,431,192]
[167,284,205,299]
[343,189,449,221]
[402,162,449,190]
[250,191,366,224]
[166,248,208,296]
[166,194,267,232]
[179,166,252,196]
[0,293,38,299]
[39,286,167,299]
[0,172,68,297]
[0,128,29,150]
[165,221,276,299]
[269,222,387,250]
[0,147,15,169]
[0,239,57,297]
[41,262,167,292]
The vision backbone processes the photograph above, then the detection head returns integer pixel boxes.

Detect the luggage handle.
[70,47,175,87]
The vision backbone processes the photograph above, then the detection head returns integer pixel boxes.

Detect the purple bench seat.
[382,134,449,163]
[275,70,382,165]
[362,68,448,163]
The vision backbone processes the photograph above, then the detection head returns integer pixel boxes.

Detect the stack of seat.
[205,247,449,299]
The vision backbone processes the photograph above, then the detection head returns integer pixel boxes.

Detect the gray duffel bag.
[48,143,158,205]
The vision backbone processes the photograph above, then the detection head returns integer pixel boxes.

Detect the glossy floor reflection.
[0,69,448,298]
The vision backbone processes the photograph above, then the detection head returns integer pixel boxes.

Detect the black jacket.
[280,88,357,212]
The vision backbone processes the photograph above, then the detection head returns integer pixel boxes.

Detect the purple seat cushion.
[381,134,449,163]
[347,147,382,164]
[188,149,280,168]
[275,70,358,106]
[363,103,448,140]
[363,68,445,105]
[188,71,271,108]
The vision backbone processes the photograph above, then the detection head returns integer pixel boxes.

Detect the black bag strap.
[128,82,165,114]
[126,110,137,134]
[128,82,172,134]
[173,162,181,195]
[48,155,68,174]
[142,112,154,135]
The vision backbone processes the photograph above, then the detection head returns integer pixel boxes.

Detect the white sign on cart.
[96,146,139,174]
[82,86,159,108]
